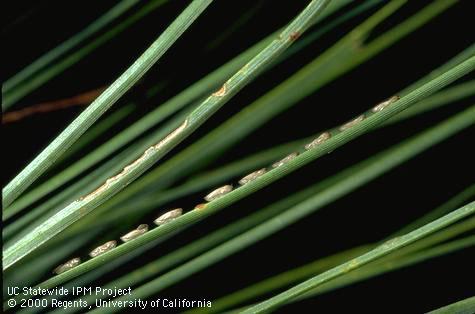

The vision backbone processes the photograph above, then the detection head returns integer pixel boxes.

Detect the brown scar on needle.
[194,203,207,210]
[79,120,188,202]
[289,31,301,41]
[212,84,227,97]
[152,119,188,149]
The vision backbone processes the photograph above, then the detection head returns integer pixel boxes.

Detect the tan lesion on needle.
[79,120,188,202]
[152,119,188,149]
[212,84,227,97]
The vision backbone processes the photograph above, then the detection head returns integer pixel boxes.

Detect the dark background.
[2,1,474,313]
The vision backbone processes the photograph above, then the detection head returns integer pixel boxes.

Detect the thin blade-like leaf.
[244,201,475,313]
[2,0,333,269]
[2,0,214,207]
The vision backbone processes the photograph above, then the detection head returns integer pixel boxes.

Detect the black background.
[2,1,474,313]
